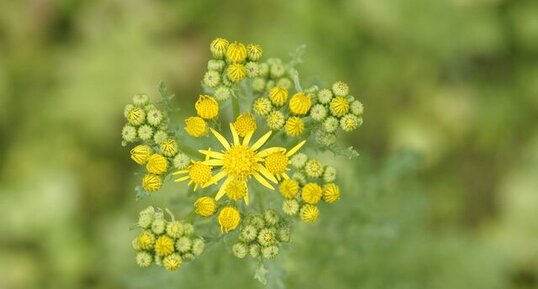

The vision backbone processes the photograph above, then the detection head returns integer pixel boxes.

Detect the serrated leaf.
[254,262,268,285]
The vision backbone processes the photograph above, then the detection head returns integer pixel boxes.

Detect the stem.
[232,94,240,118]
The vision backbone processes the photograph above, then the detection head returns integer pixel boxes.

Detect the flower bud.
[130,145,153,165]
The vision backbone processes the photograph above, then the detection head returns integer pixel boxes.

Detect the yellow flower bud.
[322,183,340,203]
[330,96,350,117]
[227,63,246,82]
[218,206,240,233]
[289,92,312,115]
[226,42,247,63]
[301,183,323,204]
[279,179,299,199]
[233,114,257,137]
[194,196,217,217]
[300,204,319,223]
[285,117,305,137]
[185,116,207,137]
[195,95,219,120]
[154,235,175,256]
[130,145,153,165]
[268,86,288,106]
[210,38,229,58]
[225,178,247,200]
[142,174,162,192]
[247,43,263,61]
[137,231,155,250]
[160,139,178,157]
[146,154,168,174]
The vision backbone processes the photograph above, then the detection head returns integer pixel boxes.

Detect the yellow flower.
[330,96,350,117]
[285,117,304,137]
[218,206,240,233]
[210,38,229,58]
[142,174,162,192]
[160,139,178,157]
[247,43,263,61]
[185,116,208,137]
[227,63,246,82]
[130,145,153,165]
[301,183,323,204]
[154,235,175,256]
[146,154,168,174]
[264,140,306,180]
[226,42,247,63]
[233,114,257,137]
[323,183,340,203]
[194,196,217,216]
[268,86,288,106]
[289,92,312,115]
[279,179,299,199]
[173,157,213,191]
[199,124,297,204]
[300,204,319,223]
[225,178,247,201]
[163,254,181,271]
[195,95,219,120]
[138,231,155,250]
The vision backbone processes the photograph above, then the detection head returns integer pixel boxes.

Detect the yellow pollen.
[265,152,289,174]
[222,145,258,178]
[188,162,212,186]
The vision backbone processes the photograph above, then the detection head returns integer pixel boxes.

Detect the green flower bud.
[323,166,337,183]
[153,130,168,144]
[262,245,279,259]
[249,244,261,258]
[292,172,307,186]
[166,221,184,238]
[265,80,275,91]
[247,43,263,61]
[270,63,285,78]
[232,242,248,259]
[136,251,153,268]
[277,77,292,89]
[350,100,364,115]
[317,89,333,104]
[266,110,285,130]
[183,223,194,236]
[248,215,265,230]
[203,70,221,88]
[346,95,355,102]
[258,63,269,77]
[138,125,154,141]
[122,125,137,143]
[173,153,191,169]
[215,86,232,102]
[132,237,141,250]
[138,214,153,229]
[322,116,339,133]
[315,131,337,147]
[245,62,259,78]
[132,94,149,106]
[163,253,181,271]
[253,97,272,116]
[151,218,166,235]
[140,206,155,215]
[146,109,163,126]
[310,104,328,122]
[305,160,324,178]
[208,59,226,71]
[332,81,349,97]
[239,225,258,242]
[282,199,299,216]
[192,238,205,256]
[160,139,178,157]
[264,209,279,226]
[290,153,308,169]
[341,114,362,132]
[252,77,266,92]
[278,227,290,243]
[257,228,277,246]
[182,253,195,262]
[175,237,192,253]
[124,104,135,118]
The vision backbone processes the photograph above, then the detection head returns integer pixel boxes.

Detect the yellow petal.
[253,172,275,190]
[257,164,278,183]
[205,170,227,187]
[172,170,188,175]
[215,178,230,200]
[251,131,272,151]
[199,149,224,159]
[243,131,254,146]
[256,147,286,158]
[203,159,224,166]
[282,173,290,180]
[174,176,190,182]
[244,190,250,205]
[210,128,230,150]
[230,123,240,146]
[286,140,306,157]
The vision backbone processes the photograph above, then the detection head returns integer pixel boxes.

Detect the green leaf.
[254,261,268,285]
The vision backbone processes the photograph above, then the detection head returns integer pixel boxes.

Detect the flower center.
[188,162,212,185]
[222,145,258,178]
[265,152,288,174]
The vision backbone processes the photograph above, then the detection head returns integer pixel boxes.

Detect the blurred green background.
[1,0,537,288]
